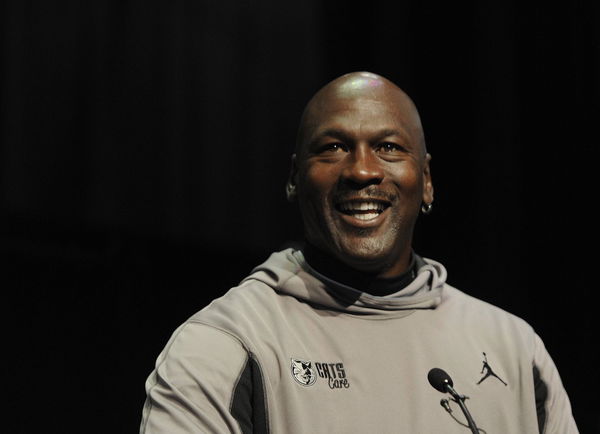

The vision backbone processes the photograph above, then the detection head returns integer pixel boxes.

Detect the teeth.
[339,201,384,212]
[354,212,380,220]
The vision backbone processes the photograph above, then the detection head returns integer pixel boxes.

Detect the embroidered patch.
[477,352,507,386]
[291,358,317,386]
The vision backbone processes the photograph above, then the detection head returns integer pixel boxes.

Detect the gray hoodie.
[141,248,578,433]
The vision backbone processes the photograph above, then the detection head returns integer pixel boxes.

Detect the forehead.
[314,97,408,128]
[302,90,421,146]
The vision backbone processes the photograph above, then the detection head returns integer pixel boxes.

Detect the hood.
[241,248,446,317]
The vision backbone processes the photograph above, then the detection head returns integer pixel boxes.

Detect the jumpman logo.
[477,352,507,386]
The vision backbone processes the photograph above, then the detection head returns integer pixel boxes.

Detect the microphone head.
[428,368,454,393]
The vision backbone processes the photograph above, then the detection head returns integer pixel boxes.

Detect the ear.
[422,153,434,205]
[285,154,298,202]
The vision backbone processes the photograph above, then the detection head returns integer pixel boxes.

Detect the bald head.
[296,72,426,159]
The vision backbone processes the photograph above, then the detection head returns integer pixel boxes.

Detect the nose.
[341,145,384,187]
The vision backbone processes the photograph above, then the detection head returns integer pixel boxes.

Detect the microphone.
[428,367,454,393]
[428,368,464,401]
[427,368,480,434]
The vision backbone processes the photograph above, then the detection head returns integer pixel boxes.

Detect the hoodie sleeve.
[532,333,579,434]
[140,322,268,434]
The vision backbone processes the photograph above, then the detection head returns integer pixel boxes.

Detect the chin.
[335,237,396,270]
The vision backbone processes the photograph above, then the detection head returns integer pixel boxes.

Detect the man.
[140,72,578,433]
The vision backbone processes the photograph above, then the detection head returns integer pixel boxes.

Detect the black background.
[2,1,598,432]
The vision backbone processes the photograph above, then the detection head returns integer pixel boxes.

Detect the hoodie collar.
[301,242,420,296]
[242,248,446,317]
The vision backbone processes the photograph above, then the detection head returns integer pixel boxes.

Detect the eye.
[377,142,406,153]
[319,142,348,153]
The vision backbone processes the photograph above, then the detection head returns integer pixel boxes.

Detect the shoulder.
[440,284,538,349]
[191,278,285,325]
[179,277,294,353]
[156,320,249,368]
[443,284,531,324]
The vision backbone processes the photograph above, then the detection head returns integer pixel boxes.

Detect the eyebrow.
[310,127,409,146]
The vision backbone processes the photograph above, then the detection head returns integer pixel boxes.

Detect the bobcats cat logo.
[291,358,317,386]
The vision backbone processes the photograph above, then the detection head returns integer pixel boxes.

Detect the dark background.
[2,1,598,432]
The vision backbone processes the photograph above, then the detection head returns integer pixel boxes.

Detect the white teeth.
[354,212,380,220]
[339,201,384,212]
[337,201,387,221]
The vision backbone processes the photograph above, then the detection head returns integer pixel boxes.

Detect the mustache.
[332,186,396,203]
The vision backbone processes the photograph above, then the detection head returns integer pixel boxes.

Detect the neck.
[302,241,417,296]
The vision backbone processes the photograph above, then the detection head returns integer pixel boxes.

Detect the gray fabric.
[141,248,578,433]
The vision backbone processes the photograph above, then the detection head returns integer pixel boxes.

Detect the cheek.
[300,164,336,201]
[389,165,422,193]
[297,166,334,224]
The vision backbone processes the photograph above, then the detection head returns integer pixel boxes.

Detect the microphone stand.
[445,383,479,434]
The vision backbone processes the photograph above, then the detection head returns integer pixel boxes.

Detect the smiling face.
[291,72,433,277]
